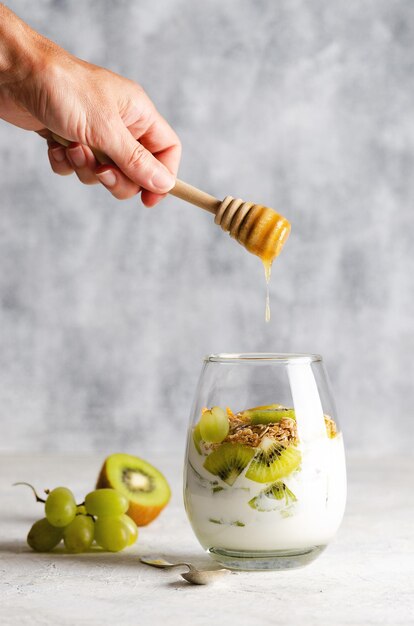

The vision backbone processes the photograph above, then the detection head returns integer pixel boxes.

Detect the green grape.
[84,489,128,517]
[94,516,130,552]
[120,514,138,546]
[76,505,87,515]
[45,487,77,527]
[27,518,63,552]
[192,423,203,454]
[199,406,229,443]
[63,515,94,553]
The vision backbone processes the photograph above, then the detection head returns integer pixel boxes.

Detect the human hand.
[0,5,181,205]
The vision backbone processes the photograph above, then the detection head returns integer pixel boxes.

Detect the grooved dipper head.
[215,196,291,266]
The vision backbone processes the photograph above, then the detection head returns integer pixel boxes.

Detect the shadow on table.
[0,540,30,554]
[0,539,215,570]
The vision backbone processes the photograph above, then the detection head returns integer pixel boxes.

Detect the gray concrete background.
[0,0,413,454]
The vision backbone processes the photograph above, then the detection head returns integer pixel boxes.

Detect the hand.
[0,5,181,205]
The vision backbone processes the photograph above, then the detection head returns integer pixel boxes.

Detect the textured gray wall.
[0,0,413,454]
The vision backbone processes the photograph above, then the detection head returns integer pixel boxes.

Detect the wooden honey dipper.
[170,180,290,268]
[51,133,291,266]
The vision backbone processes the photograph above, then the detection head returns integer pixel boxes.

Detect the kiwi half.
[245,436,301,483]
[96,453,171,526]
[203,443,255,486]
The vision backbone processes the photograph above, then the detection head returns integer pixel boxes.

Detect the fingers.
[139,141,181,207]
[128,112,181,206]
[140,190,166,207]
[48,144,73,176]
[95,165,141,200]
[138,115,181,177]
[66,144,98,185]
[102,115,178,196]
[98,104,181,196]
[47,141,141,200]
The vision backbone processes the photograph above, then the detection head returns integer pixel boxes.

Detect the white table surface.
[0,452,412,626]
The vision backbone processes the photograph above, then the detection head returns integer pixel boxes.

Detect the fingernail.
[51,147,66,163]
[96,169,117,187]
[151,168,175,192]
[68,146,86,168]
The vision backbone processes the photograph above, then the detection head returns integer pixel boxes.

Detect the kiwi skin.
[96,455,171,527]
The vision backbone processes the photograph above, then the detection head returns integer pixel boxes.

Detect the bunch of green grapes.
[20,483,138,553]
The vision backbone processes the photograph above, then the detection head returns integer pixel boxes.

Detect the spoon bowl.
[180,568,229,586]
[140,555,230,586]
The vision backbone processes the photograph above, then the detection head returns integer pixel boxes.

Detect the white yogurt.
[184,433,346,552]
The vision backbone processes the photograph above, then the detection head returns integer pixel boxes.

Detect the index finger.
[135,114,181,176]
[135,114,181,206]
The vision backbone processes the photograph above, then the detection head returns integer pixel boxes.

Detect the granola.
[222,414,298,448]
[199,406,338,453]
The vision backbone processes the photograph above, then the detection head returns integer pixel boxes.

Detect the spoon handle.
[163,562,196,572]
[176,562,198,571]
[139,557,196,571]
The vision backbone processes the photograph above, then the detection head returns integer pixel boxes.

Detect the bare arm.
[0,4,181,205]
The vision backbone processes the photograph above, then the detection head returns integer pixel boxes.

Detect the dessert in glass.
[183,354,346,570]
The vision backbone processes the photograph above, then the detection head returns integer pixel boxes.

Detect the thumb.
[102,122,175,194]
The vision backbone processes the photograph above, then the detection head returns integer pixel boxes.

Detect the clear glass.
[183,353,347,571]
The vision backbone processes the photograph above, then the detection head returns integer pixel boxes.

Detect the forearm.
[0,4,43,85]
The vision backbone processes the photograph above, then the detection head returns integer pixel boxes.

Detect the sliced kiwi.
[203,443,255,486]
[245,436,301,483]
[248,481,297,511]
[238,403,281,420]
[240,406,296,425]
[209,518,245,527]
[96,453,171,526]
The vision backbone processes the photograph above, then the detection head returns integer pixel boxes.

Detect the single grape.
[27,518,63,552]
[120,514,138,546]
[84,489,128,517]
[94,516,130,552]
[193,423,203,454]
[45,487,77,527]
[63,515,94,553]
[199,406,229,443]
[76,505,87,515]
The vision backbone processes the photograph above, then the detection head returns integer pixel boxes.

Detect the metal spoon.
[140,556,230,586]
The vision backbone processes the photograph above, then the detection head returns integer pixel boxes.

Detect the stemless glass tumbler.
[183,354,347,571]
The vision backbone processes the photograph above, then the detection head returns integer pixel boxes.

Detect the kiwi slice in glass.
[240,406,296,425]
[245,436,301,483]
[203,443,255,486]
[248,481,297,511]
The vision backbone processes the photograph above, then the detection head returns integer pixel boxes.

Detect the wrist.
[0,5,47,86]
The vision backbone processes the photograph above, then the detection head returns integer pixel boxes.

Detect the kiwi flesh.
[96,453,171,526]
[245,436,301,483]
[203,443,255,486]
[248,481,297,511]
[243,407,296,425]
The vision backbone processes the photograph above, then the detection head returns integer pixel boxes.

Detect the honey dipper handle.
[170,179,220,215]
